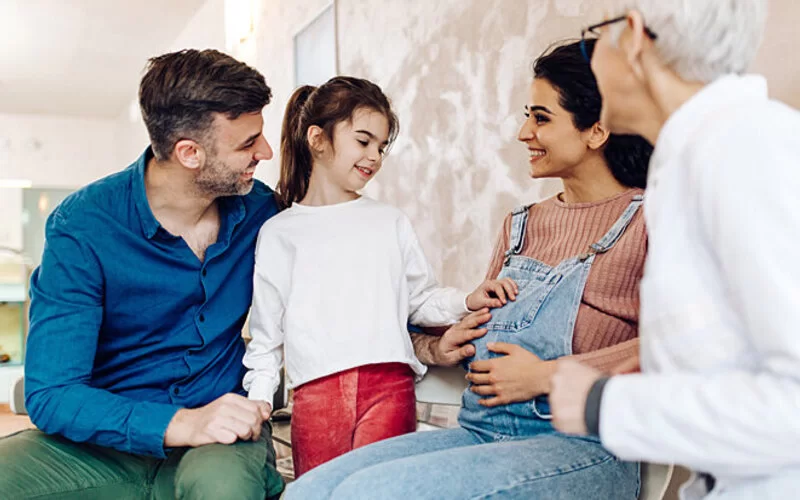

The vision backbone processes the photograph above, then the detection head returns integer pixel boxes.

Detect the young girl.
[243,76,513,477]
[283,40,651,500]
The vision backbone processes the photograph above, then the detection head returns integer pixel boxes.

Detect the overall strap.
[579,194,644,260]
[503,204,534,264]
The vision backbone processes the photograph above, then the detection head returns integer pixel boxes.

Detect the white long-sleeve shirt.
[600,75,800,499]
[243,196,469,402]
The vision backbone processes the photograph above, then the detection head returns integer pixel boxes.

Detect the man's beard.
[194,155,255,197]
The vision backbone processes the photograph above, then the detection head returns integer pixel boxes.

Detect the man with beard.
[0,49,284,499]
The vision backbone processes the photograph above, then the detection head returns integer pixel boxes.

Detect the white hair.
[612,0,768,83]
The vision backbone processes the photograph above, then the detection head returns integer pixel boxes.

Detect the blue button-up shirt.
[25,148,280,457]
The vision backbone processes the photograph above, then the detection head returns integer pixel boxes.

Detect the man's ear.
[173,139,205,170]
[584,121,611,151]
[623,10,649,79]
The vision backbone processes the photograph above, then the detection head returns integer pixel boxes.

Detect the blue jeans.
[285,427,639,499]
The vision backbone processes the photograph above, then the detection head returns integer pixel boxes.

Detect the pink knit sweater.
[484,189,646,371]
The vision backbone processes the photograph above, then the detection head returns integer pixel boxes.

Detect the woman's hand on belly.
[466,342,556,406]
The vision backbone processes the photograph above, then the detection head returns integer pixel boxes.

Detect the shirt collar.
[132,147,161,240]
[215,195,245,249]
[651,74,768,173]
[132,146,249,243]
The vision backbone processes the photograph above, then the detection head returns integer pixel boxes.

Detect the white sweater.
[243,196,469,402]
[600,75,800,499]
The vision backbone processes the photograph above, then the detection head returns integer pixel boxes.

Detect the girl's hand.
[466,278,518,311]
[466,342,555,406]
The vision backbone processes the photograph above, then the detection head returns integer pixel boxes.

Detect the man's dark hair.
[139,49,272,161]
[533,40,652,189]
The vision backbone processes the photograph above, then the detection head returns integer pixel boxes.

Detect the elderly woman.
[285,39,653,499]
[550,1,800,499]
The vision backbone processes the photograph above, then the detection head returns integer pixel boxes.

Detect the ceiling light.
[225,0,255,51]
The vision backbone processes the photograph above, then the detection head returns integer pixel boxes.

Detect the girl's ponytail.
[277,85,316,208]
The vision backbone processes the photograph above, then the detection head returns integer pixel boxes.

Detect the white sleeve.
[600,113,800,477]
[401,216,470,326]
[242,231,287,403]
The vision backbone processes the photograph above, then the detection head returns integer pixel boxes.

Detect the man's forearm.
[411,332,440,365]
[26,382,180,457]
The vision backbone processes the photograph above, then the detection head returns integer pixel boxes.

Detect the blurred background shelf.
[0,249,30,397]
[0,284,25,303]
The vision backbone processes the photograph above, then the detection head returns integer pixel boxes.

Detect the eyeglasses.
[580,16,658,63]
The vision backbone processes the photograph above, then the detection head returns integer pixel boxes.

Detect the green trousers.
[0,424,284,499]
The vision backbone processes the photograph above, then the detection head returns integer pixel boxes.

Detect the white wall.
[0,0,228,197]
[0,113,117,249]
[753,0,800,108]
[245,0,335,188]
[0,0,228,257]
[0,365,24,405]
[0,113,117,187]
[114,0,227,166]
[112,0,334,187]
[0,188,23,250]
[0,0,226,266]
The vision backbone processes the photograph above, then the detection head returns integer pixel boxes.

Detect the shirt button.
[199,314,205,322]
[202,269,207,277]
[173,387,180,395]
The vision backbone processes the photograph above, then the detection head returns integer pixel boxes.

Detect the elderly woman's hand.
[550,359,603,435]
[466,342,556,406]
[466,278,518,311]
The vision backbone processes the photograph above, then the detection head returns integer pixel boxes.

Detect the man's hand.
[466,342,555,406]
[466,278,518,311]
[416,309,491,367]
[550,359,603,436]
[164,393,272,448]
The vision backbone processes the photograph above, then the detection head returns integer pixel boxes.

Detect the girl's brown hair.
[277,76,399,208]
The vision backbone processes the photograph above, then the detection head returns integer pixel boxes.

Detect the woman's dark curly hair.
[532,39,652,188]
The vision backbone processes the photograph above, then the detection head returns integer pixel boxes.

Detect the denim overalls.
[459,195,644,439]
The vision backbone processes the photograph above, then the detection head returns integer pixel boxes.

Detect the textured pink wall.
[334,0,799,290]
